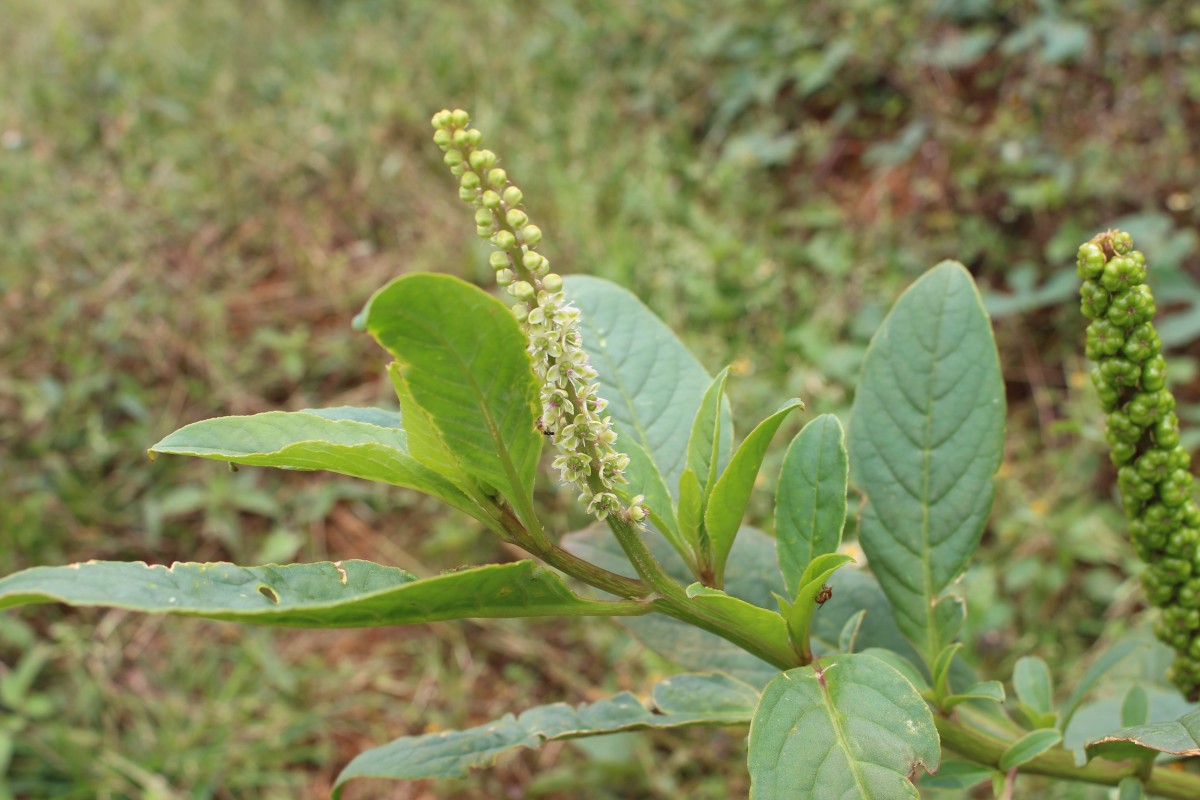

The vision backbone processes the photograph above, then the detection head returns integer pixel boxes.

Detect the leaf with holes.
[847,261,1005,664]
[0,560,646,625]
[150,407,492,530]
[363,273,542,526]
[333,672,758,795]
[748,653,940,799]
[564,275,729,500]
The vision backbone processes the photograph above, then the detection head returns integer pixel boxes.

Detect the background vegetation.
[2,0,1199,797]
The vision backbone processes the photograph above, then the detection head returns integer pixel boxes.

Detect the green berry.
[1112,231,1134,255]
[1142,355,1167,392]
[1085,319,1125,359]
[1077,242,1107,279]
[1100,256,1146,292]
[1156,413,1182,449]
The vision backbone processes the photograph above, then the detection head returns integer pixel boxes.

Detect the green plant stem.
[935,716,1200,799]
[606,514,797,669]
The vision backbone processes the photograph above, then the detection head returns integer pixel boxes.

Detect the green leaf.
[1014,656,1055,722]
[916,760,994,790]
[1122,685,1150,728]
[565,524,787,687]
[776,414,848,598]
[677,468,704,556]
[564,275,728,500]
[0,560,645,625]
[931,642,964,706]
[615,435,687,569]
[999,728,1063,770]
[942,681,1006,710]
[847,261,1005,664]
[776,553,854,662]
[1060,638,1150,730]
[705,398,804,585]
[838,610,867,653]
[748,653,939,799]
[149,408,490,529]
[684,583,791,661]
[363,274,542,522]
[333,672,758,793]
[1117,776,1146,800]
[687,366,732,495]
[1086,708,1200,762]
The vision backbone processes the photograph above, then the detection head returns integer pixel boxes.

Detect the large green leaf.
[847,261,1005,663]
[705,398,804,584]
[363,274,542,521]
[0,560,645,625]
[333,672,758,794]
[1086,708,1200,762]
[748,653,940,799]
[149,407,490,528]
[563,275,729,500]
[775,414,848,599]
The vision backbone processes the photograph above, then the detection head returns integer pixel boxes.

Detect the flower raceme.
[1079,230,1200,700]
[431,109,647,526]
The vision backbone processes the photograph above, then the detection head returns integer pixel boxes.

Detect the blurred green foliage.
[1,0,1198,796]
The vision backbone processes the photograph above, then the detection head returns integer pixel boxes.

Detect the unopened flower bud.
[461,172,481,191]
[450,109,470,128]
[522,251,545,272]
[444,150,464,167]
[487,168,507,188]
[503,186,523,206]
[469,150,497,172]
[474,208,494,227]
[489,251,509,270]
[481,190,502,209]
[432,129,452,148]
[521,225,543,246]
[542,273,563,292]
[493,230,517,250]
[511,281,536,300]
[465,129,483,147]
[496,269,515,286]
[505,209,529,228]
[431,110,453,128]
[452,129,470,148]
[459,187,478,201]
[511,303,529,322]
[476,225,493,238]
[449,164,466,176]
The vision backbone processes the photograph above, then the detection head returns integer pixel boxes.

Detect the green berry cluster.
[1079,229,1200,699]
[430,109,647,526]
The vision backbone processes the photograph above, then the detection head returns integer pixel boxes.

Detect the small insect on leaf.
[815,585,833,605]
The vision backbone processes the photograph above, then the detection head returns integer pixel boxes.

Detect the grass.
[2,0,1199,797]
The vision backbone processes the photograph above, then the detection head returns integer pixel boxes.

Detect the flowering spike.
[431,109,643,525]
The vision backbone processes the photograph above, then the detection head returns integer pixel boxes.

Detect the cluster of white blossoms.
[431,109,647,525]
